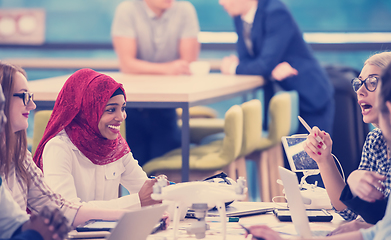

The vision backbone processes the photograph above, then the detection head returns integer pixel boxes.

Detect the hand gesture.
[271,62,298,81]
[347,170,386,202]
[165,60,190,75]
[220,55,239,75]
[139,179,162,207]
[302,126,333,164]
[22,206,69,240]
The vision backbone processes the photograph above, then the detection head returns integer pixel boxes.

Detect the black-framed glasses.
[13,92,34,106]
[351,76,379,92]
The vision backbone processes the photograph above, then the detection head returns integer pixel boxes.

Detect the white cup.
[189,61,211,75]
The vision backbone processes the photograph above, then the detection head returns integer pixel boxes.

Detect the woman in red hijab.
[34,69,159,209]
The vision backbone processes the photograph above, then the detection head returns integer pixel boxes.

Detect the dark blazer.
[234,0,333,116]
[340,184,387,224]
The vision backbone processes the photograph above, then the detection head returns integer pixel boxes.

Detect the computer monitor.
[281,135,319,173]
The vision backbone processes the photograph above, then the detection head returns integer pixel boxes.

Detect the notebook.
[69,204,168,240]
[278,166,331,237]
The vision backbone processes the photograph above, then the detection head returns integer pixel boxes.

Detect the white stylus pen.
[298,116,327,150]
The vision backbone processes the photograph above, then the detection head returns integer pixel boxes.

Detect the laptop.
[205,201,275,217]
[278,166,331,237]
[69,204,168,240]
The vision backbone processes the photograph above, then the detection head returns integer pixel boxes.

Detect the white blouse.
[42,130,148,210]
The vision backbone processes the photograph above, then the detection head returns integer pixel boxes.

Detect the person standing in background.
[111,0,200,166]
[219,0,334,134]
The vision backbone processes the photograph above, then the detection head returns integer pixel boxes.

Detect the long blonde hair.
[0,62,29,186]
[364,52,391,69]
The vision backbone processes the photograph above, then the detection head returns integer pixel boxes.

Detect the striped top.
[2,151,81,225]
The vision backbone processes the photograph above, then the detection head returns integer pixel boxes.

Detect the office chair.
[142,104,244,184]
[243,91,299,202]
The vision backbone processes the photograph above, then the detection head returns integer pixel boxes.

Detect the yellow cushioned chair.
[238,91,298,202]
[32,110,53,155]
[177,118,225,144]
[31,110,127,155]
[177,106,224,144]
[142,104,243,183]
[176,106,218,119]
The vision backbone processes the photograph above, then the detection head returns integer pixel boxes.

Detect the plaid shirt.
[2,151,81,225]
[336,128,391,220]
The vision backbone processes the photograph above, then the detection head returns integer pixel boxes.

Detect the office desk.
[67,202,345,240]
[147,204,345,240]
[28,72,264,182]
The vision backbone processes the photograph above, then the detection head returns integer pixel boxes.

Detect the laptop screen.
[278,166,312,238]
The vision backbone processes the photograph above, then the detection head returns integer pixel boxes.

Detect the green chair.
[176,106,219,119]
[142,104,243,183]
[177,106,225,144]
[32,110,53,155]
[244,91,299,202]
[177,118,225,144]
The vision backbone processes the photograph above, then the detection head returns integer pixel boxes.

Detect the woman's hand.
[327,219,372,236]
[22,206,69,240]
[347,170,386,202]
[138,179,162,207]
[302,126,333,165]
[246,225,284,240]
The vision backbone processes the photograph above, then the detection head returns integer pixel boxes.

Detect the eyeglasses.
[351,76,379,92]
[13,92,34,106]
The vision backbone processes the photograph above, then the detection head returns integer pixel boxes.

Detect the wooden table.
[4,57,223,71]
[29,72,264,182]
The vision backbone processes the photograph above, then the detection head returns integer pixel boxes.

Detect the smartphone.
[273,208,333,222]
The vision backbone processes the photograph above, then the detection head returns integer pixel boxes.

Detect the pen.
[238,224,265,240]
[298,116,327,150]
[151,218,166,234]
[150,176,175,185]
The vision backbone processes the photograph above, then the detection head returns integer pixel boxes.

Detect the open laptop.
[278,166,331,237]
[205,201,275,217]
[69,204,168,240]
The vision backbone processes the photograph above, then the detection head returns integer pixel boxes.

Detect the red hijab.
[33,69,130,169]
